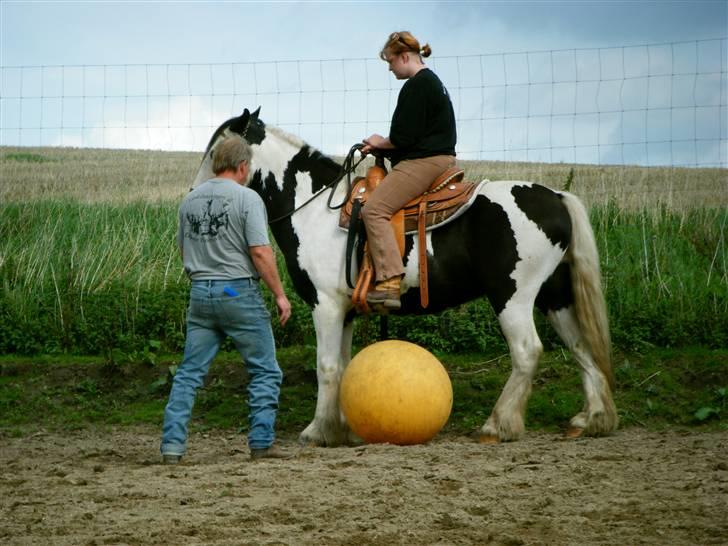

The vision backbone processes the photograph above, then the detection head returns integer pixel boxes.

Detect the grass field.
[2,145,726,210]
[1,346,726,433]
[1,145,726,355]
[0,145,726,432]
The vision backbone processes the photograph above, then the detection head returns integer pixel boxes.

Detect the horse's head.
[191,107,266,189]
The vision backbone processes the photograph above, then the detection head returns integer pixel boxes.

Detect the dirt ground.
[1,426,726,546]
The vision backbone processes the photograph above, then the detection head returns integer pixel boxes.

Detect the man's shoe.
[162,454,181,465]
[366,288,401,311]
[250,444,292,461]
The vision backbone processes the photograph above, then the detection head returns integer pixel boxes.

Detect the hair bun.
[420,43,432,58]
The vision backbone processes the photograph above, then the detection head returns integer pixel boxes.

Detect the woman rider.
[361,31,457,311]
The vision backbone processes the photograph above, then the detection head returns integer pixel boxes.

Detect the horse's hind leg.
[547,306,618,437]
[480,303,543,442]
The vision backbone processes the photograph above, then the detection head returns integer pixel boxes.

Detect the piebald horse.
[192,108,618,445]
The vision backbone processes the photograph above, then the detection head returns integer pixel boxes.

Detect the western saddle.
[339,157,481,313]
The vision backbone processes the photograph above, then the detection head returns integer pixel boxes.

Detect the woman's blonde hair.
[379,31,431,61]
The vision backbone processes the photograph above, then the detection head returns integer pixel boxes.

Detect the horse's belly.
[399,184,570,314]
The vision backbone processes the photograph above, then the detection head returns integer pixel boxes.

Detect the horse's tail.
[561,192,614,389]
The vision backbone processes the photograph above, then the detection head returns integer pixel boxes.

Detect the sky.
[2,1,726,65]
[1,1,727,165]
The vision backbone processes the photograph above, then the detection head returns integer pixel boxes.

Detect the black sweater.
[388,68,457,166]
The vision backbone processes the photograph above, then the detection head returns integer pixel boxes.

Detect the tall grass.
[1,146,726,355]
[3,146,727,210]
[592,204,727,349]
[0,200,188,354]
[0,147,196,204]
[1,201,183,292]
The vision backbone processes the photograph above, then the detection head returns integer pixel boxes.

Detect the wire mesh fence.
[1,38,726,167]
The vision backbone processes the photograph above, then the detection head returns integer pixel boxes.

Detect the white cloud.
[1,27,725,167]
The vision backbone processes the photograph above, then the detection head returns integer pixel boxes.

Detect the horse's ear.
[229,109,251,136]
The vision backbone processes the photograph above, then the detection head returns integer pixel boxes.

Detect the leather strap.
[345,199,364,289]
[418,201,429,308]
[352,244,373,314]
[391,209,405,257]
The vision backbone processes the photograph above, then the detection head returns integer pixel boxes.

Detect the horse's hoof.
[478,434,499,444]
[298,432,323,447]
[565,426,584,439]
[346,433,365,447]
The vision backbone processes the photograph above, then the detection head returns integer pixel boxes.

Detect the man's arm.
[250,245,292,326]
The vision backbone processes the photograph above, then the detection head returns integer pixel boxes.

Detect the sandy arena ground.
[1,427,726,545]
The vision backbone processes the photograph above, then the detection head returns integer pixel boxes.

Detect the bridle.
[266,143,368,225]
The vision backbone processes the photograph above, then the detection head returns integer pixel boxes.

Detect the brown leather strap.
[418,201,429,308]
[352,245,374,314]
[391,209,405,257]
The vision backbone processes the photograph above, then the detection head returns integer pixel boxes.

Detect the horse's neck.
[251,129,343,212]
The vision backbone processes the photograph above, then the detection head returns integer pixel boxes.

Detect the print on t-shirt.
[185,197,231,239]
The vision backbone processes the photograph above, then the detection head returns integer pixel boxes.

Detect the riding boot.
[366,276,402,311]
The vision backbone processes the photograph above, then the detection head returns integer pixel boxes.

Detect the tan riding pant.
[361,155,456,282]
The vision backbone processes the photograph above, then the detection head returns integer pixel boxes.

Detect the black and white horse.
[192,108,618,446]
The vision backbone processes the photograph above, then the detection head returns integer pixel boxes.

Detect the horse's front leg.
[339,314,363,445]
[299,298,352,447]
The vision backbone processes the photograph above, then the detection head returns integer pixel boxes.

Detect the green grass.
[0,347,725,436]
[0,146,726,437]
[0,199,725,354]
[1,146,726,354]
[3,151,54,163]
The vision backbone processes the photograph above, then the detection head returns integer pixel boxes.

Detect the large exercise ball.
[340,340,453,445]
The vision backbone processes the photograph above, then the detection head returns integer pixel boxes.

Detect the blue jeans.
[160,278,283,455]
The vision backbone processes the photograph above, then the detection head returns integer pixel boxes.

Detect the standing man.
[161,136,292,463]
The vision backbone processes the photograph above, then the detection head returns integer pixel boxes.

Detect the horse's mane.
[266,125,307,152]
[265,123,342,173]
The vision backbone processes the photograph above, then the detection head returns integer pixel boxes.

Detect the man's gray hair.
[212,136,252,175]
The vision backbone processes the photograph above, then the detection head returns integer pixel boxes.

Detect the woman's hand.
[361,134,394,155]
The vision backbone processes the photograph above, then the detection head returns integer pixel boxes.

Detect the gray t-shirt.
[177,178,269,280]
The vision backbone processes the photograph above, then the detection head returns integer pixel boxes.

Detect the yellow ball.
[340,340,453,445]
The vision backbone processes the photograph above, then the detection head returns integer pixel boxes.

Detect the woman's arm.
[361,133,396,154]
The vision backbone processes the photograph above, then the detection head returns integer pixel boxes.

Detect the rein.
[267,144,367,225]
